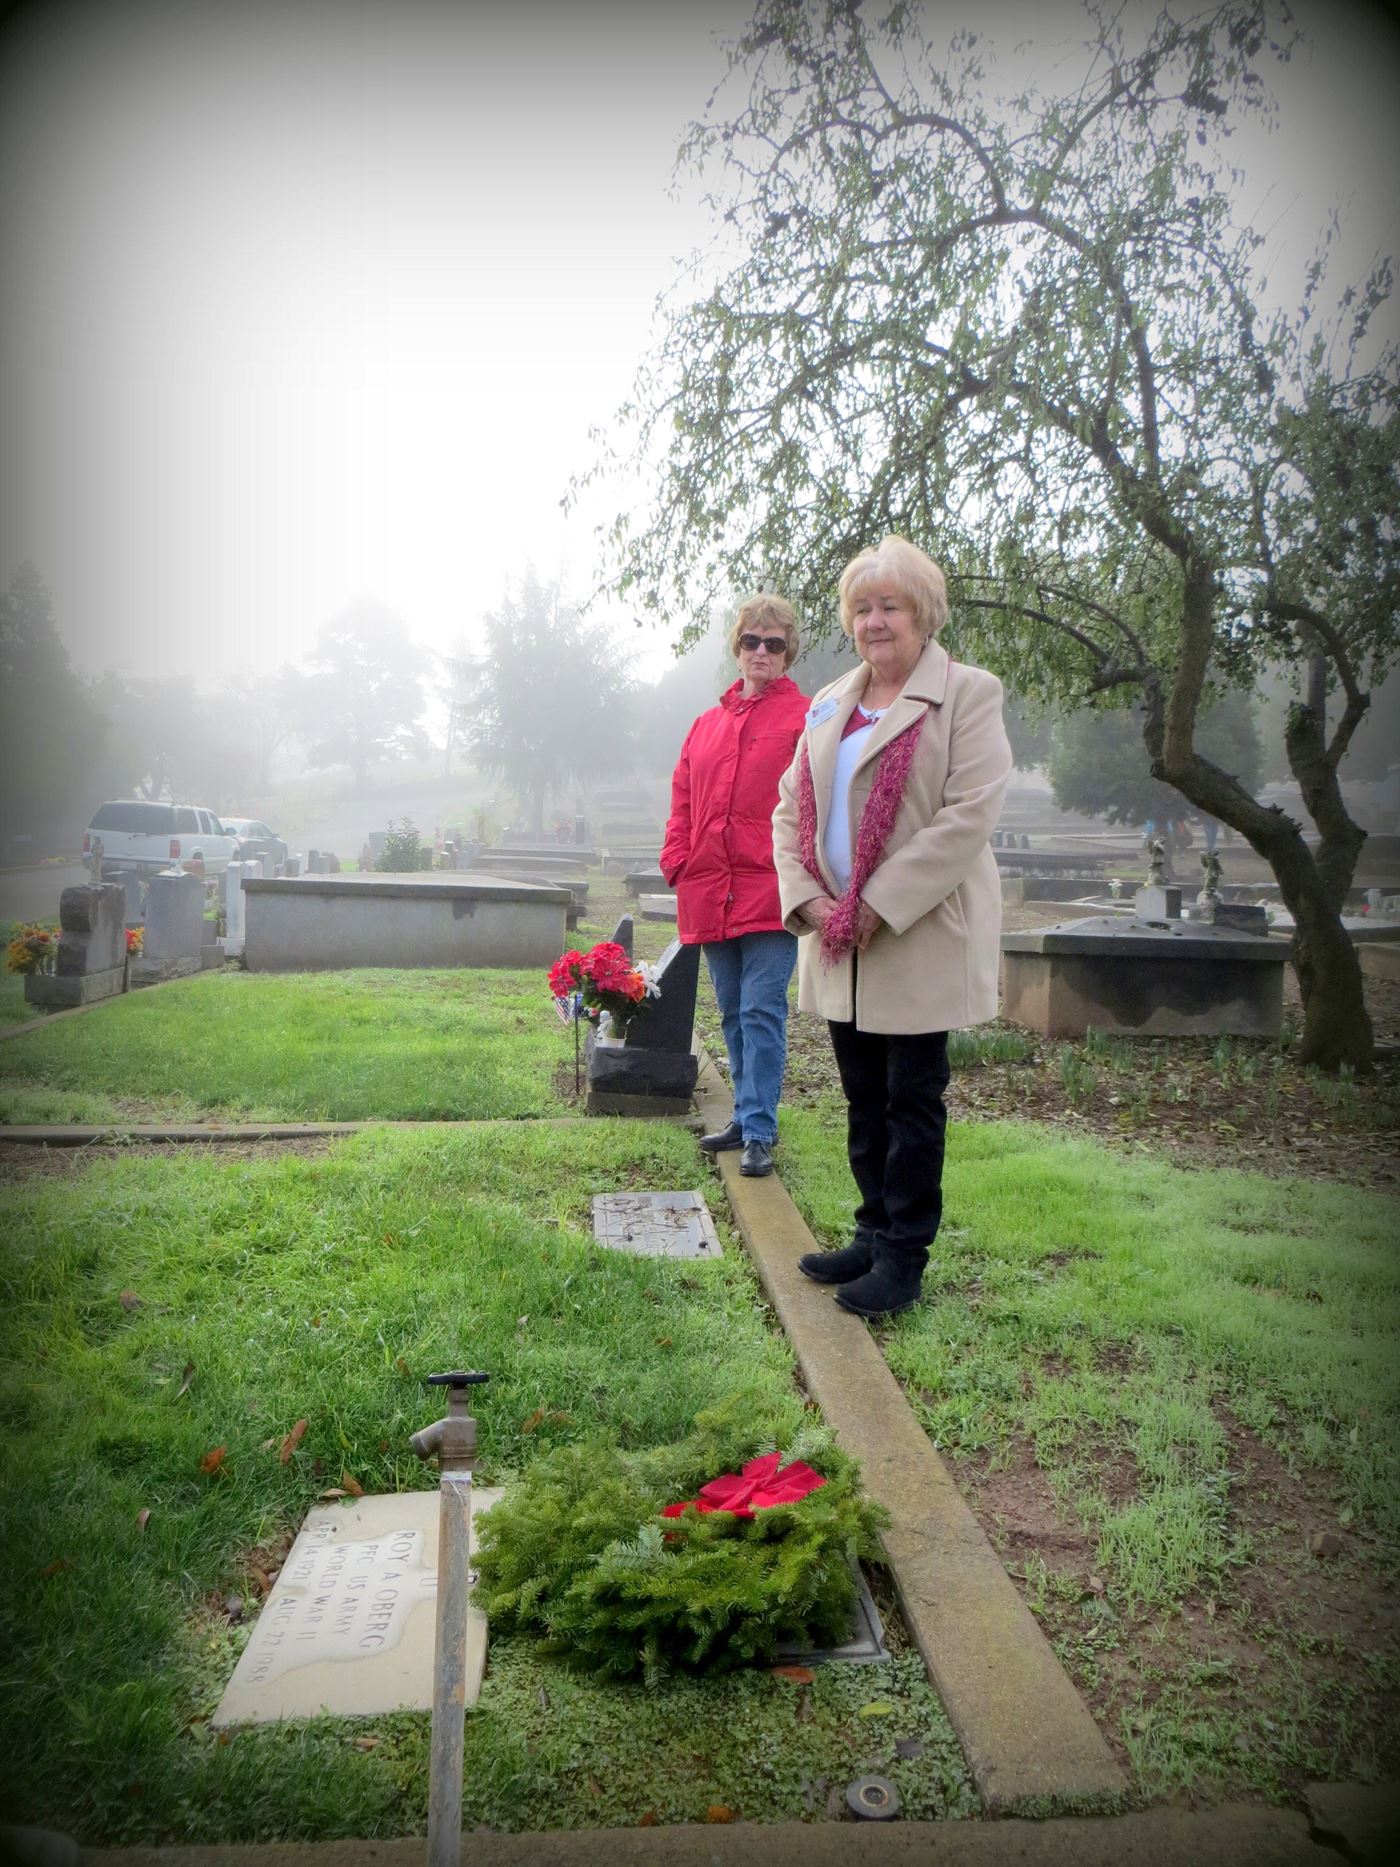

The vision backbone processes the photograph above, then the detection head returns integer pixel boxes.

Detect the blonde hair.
[838,536,948,641]
[728,593,799,662]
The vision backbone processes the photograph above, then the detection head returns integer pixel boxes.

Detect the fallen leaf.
[770,1665,815,1684]
[546,1410,574,1428]
[312,1457,326,1476]
[119,1289,144,1312]
[199,1445,227,1476]
[520,1409,547,1434]
[353,1735,382,1752]
[377,1439,390,1453]
[638,1811,658,1827]
[250,1566,272,1595]
[318,1488,348,1501]
[706,1806,736,1824]
[135,1508,151,1532]
[1086,1574,1106,1597]
[858,1700,895,1718]
[895,1737,925,1760]
[654,1336,673,1349]
[280,1418,309,1464]
[176,1362,196,1399]
[537,1686,551,1712]
[340,1472,364,1498]
[1310,1530,1344,1559]
[587,1776,604,1798]
[260,1437,277,1451]
[38,1558,71,1579]
[394,1358,411,1376]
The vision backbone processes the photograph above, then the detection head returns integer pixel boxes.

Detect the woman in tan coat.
[772,536,1012,1319]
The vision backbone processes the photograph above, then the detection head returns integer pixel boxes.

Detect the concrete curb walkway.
[73,1802,1345,1865]
[695,1057,1125,1818]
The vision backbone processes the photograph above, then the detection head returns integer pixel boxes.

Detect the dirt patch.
[0,1137,340,1183]
[951,1427,1400,1797]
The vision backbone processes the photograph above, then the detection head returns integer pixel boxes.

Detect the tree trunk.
[1145,636,1374,1071]
[1249,812,1373,1072]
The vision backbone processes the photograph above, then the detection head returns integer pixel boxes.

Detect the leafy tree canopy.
[0,562,104,846]
[300,602,427,792]
[467,573,639,837]
[591,0,1398,1068]
[1049,691,1261,826]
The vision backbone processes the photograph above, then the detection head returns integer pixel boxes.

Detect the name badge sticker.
[805,697,839,729]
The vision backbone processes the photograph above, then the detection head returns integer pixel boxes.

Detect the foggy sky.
[1,0,1396,689]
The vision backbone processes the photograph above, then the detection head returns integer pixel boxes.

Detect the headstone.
[282,855,302,877]
[367,830,389,859]
[107,867,145,925]
[1134,882,1182,921]
[24,883,128,1009]
[223,860,255,957]
[212,1489,501,1728]
[610,913,635,957]
[592,1190,722,1258]
[639,893,678,922]
[586,937,700,1115]
[133,871,206,983]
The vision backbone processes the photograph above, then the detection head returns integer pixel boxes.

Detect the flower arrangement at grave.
[125,927,144,957]
[5,922,59,975]
[474,1396,888,1683]
[548,940,654,1034]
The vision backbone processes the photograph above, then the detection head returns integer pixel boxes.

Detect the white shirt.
[821,707,885,892]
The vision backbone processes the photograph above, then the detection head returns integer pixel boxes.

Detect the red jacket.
[661,675,809,944]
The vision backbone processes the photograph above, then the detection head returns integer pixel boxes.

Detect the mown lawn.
[0,967,570,1123]
[779,1103,1400,1799]
[0,1123,973,1844]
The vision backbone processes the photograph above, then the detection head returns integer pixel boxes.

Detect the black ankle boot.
[834,1245,927,1318]
[798,1234,875,1285]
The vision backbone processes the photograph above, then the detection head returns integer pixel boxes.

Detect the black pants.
[827,1018,950,1260]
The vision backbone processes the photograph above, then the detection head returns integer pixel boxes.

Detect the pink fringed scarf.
[797,712,926,965]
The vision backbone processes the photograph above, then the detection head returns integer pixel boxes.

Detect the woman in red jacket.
[660,596,808,1177]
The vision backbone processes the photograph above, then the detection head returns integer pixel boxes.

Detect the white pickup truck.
[83,800,245,879]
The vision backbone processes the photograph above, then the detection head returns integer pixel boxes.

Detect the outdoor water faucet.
[410,1371,490,1475]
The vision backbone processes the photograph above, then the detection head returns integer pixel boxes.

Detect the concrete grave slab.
[212,1487,501,1728]
[639,893,678,921]
[592,1190,722,1259]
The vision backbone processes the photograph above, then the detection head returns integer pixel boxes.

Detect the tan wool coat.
[772,637,1012,1034]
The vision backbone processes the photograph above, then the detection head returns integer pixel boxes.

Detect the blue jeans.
[703,931,797,1145]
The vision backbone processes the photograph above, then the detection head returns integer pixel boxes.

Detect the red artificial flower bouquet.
[548,940,651,1031]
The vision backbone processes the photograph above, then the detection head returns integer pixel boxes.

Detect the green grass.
[778,1104,1400,1795]
[781,1110,1400,1587]
[0,967,572,1122]
[0,1123,973,1842]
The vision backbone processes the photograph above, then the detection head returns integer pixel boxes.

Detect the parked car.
[83,801,243,879]
[220,816,288,867]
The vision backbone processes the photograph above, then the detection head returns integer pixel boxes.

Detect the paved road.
[0,862,87,926]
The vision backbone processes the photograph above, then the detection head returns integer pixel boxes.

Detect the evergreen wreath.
[474,1397,888,1684]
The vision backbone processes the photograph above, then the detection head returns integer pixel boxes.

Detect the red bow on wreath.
[661,1452,826,1521]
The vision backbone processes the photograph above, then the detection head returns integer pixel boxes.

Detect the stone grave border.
[690,1053,1126,1818]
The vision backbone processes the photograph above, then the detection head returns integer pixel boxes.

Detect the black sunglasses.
[739,633,788,655]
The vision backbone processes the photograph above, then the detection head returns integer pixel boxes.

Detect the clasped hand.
[798,896,883,952]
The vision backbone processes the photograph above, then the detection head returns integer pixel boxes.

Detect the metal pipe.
[412,1370,490,1867]
[427,1467,472,1867]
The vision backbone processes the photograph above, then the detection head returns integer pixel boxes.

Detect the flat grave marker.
[212,1487,501,1728]
[592,1189,722,1259]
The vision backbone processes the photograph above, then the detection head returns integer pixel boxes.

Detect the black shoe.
[834,1247,927,1319]
[739,1140,774,1177]
[699,1120,743,1153]
[799,1235,875,1285]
